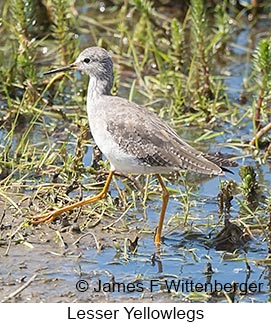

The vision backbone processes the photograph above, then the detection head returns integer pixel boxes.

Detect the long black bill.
[43,63,76,75]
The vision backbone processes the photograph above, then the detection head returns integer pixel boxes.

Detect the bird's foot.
[28,210,61,224]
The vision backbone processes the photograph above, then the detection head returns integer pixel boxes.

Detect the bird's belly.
[91,128,141,173]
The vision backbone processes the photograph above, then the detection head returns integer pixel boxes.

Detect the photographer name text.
[76,278,263,294]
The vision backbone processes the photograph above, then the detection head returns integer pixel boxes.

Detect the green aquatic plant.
[239,165,259,208]
[190,0,213,101]
[250,39,271,147]
[2,0,37,89]
[50,0,79,64]
[131,0,155,17]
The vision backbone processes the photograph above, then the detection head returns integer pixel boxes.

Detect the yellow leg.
[154,174,169,244]
[30,171,114,224]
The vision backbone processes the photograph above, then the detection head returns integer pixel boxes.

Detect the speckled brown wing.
[105,96,226,176]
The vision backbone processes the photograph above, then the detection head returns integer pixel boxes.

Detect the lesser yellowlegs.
[32,47,237,244]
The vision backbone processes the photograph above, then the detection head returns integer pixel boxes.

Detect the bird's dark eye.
[83,58,90,64]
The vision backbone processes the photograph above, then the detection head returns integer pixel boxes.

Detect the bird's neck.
[87,75,112,101]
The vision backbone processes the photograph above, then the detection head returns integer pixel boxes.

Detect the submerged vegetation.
[0,0,271,302]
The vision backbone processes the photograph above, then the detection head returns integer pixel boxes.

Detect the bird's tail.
[202,153,238,174]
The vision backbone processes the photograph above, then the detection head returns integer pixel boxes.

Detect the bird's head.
[44,47,113,79]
